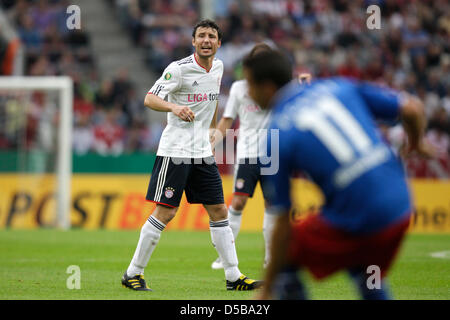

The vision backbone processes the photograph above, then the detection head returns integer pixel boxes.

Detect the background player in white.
[121,20,262,291]
[210,43,311,270]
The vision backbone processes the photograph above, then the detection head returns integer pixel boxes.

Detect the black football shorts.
[146,156,225,208]
[233,158,270,199]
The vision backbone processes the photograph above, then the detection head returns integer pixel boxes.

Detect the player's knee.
[153,205,177,225]
[231,196,248,211]
[231,201,245,211]
[205,204,228,221]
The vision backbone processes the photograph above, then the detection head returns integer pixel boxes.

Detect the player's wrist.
[168,103,179,113]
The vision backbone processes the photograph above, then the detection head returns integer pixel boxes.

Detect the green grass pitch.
[0,230,449,300]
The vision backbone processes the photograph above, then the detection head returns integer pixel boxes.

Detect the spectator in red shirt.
[93,109,125,155]
[337,52,362,79]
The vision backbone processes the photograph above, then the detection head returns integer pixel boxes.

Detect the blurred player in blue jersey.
[242,50,434,300]
[210,43,312,270]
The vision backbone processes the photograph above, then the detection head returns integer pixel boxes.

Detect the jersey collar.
[193,53,213,73]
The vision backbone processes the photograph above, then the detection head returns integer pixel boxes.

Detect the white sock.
[228,206,242,240]
[210,219,241,282]
[126,216,165,277]
[263,210,277,266]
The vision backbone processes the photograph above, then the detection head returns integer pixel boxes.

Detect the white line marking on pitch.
[430,251,450,259]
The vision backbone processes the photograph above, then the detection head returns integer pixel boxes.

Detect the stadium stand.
[0,0,158,156]
[0,0,448,178]
[112,0,449,178]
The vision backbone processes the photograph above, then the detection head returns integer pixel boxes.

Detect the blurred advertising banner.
[0,174,449,233]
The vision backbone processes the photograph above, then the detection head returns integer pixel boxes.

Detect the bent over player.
[210,43,311,270]
[242,50,434,299]
[210,43,273,270]
[121,20,262,292]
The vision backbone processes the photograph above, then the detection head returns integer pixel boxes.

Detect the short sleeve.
[356,82,403,122]
[148,63,181,99]
[222,82,240,119]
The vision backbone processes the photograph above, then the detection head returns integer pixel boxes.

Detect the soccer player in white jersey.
[121,20,262,292]
[211,43,311,270]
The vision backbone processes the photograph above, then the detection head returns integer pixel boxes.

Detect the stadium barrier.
[0,174,449,233]
[0,151,156,173]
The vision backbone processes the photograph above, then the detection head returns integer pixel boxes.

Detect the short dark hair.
[243,50,292,89]
[192,19,223,41]
[247,42,272,58]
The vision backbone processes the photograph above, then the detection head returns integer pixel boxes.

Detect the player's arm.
[209,102,234,150]
[144,94,195,122]
[217,117,234,136]
[357,82,435,158]
[145,63,195,122]
[258,178,292,300]
[211,81,239,148]
[257,212,291,300]
[211,117,233,149]
[210,101,219,129]
[255,124,294,299]
[399,95,435,158]
[209,101,220,150]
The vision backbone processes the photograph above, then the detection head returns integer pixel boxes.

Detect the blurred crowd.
[0,0,449,177]
[113,0,450,177]
[0,0,162,156]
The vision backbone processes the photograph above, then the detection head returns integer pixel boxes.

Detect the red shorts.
[287,214,410,280]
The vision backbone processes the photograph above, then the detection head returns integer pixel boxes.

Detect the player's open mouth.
[201,48,213,54]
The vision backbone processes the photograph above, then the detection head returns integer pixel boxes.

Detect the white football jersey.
[222,80,270,159]
[148,54,223,158]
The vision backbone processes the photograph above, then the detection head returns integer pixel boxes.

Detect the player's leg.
[122,156,189,291]
[262,200,277,268]
[226,162,247,240]
[211,195,247,269]
[126,205,177,277]
[347,267,391,300]
[347,216,410,300]
[264,216,307,299]
[188,157,262,290]
[123,204,177,290]
[205,203,241,282]
[205,203,263,290]
[228,194,248,239]
[212,160,258,269]
[185,158,239,279]
[230,159,259,237]
[260,172,277,268]
[271,265,307,300]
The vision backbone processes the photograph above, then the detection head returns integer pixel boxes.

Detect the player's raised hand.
[399,95,438,159]
[172,105,195,122]
[298,73,312,84]
[400,138,437,159]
